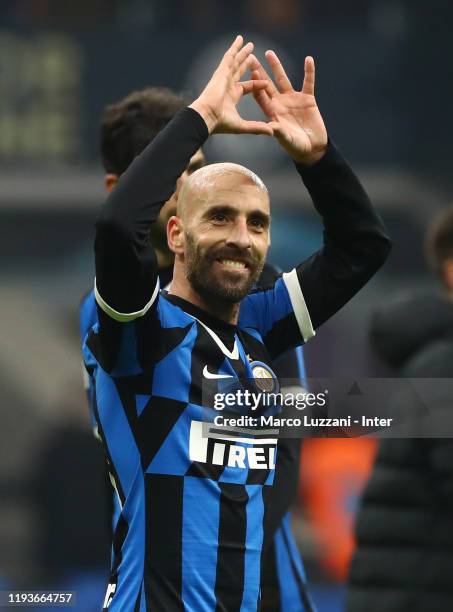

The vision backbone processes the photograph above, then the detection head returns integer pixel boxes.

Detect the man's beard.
[185,232,265,304]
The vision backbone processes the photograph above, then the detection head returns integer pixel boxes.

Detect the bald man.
[84,37,390,611]
[170,162,270,308]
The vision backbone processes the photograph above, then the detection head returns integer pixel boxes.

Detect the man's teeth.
[220,259,246,269]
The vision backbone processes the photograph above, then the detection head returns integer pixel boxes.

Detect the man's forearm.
[94,107,209,313]
[295,141,392,331]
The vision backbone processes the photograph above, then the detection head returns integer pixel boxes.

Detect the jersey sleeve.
[91,108,208,370]
[294,140,392,331]
[94,107,209,321]
[240,275,314,360]
[240,141,391,360]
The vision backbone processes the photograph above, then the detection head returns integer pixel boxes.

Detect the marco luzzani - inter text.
[213,414,394,428]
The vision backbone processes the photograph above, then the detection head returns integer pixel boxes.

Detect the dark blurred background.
[1,1,452,610]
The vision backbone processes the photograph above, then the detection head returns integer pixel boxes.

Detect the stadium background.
[0,1,452,610]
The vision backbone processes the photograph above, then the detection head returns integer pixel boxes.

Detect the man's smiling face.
[173,164,271,303]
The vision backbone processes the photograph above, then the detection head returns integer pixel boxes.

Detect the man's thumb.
[269,121,284,138]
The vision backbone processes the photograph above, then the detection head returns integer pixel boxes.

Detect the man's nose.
[226,219,252,250]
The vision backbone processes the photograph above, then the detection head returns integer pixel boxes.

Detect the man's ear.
[105,174,119,193]
[442,258,453,292]
[167,216,185,255]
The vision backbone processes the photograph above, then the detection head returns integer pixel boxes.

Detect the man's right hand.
[189,35,273,136]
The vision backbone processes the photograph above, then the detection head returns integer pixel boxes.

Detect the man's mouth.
[218,258,248,270]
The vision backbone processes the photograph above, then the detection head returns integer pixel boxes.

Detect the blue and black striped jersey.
[84,273,313,611]
[81,266,317,611]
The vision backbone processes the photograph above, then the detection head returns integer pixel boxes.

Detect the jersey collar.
[161,291,238,334]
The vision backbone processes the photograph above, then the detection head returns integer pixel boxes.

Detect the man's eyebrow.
[202,204,271,224]
[248,210,271,225]
[202,204,236,218]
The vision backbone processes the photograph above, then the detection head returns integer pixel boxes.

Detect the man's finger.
[235,47,256,81]
[265,50,293,93]
[268,120,284,137]
[250,71,274,117]
[249,55,278,97]
[268,121,290,148]
[237,118,274,136]
[229,34,244,55]
[301,56,315,95]
[239,79,270,96]
[221,35,244,69]
[233,41,254,74]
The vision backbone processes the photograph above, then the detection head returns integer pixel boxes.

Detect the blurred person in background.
[81,86,315,609]
[346,207,453,612]
[299,437,377,583]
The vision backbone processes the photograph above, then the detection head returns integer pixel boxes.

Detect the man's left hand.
[250,52,328,165]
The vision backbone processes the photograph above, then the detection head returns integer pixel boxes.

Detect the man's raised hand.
[250,52,328,165]
[189,36,273,136]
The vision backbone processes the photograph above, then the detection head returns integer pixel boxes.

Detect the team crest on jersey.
[249,360,279,394]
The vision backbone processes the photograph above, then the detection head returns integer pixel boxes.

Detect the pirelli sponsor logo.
[189,420,277,470]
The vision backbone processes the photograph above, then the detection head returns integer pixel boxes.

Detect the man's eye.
[212,214,228,223]
[249,218,265,229]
